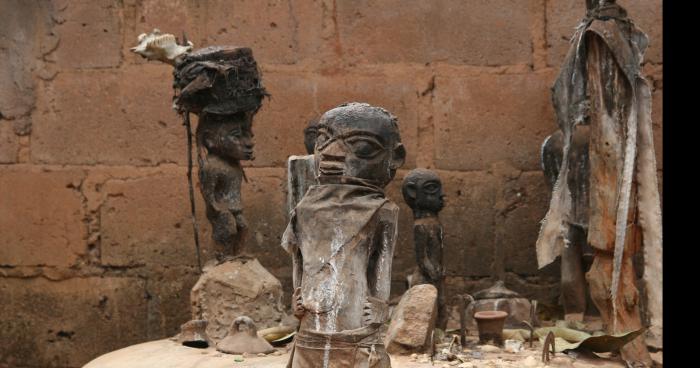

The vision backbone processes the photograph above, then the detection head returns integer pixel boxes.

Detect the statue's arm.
[372,205,398,300]
[363,204,398,326]
[282,214,305,319]
[414,225,441,281]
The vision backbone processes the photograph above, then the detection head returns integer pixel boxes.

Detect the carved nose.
[320,140,345,161]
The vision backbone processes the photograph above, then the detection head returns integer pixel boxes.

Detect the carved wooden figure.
[402,168,447,330]
[282,102,406,368]
[541,127,593,321]
[173,46,267,257]
[536,1,662,365]
[196,112,254,256]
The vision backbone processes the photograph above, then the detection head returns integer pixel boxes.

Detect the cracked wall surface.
[0,1,662,367]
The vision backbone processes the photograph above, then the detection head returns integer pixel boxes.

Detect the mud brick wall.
[0,1,662,367]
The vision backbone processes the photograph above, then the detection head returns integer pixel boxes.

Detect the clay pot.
[474,310,508,346]
[177,319,210,348]
[217,316,275,355]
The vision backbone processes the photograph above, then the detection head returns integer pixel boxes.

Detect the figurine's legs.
[232,212,248,256]
[560,225,587,321]
[586,249,651,366]
[435,278,448,331]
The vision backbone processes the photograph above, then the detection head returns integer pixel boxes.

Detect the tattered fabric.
[535,5,662,344]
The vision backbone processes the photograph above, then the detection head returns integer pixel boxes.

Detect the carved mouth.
[319,162,344,175]
[243,151,255,160]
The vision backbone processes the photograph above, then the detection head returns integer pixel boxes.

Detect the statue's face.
[314,105,404,187]
[204,114,254,161]
[219,122,254,161]
[407,176,444,213]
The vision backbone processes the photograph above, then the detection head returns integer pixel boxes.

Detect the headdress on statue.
[172,46,268,115]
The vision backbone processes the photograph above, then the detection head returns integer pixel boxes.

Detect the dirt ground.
[84,337,662,368]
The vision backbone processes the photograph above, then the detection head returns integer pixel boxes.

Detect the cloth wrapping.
[535,4,662,341]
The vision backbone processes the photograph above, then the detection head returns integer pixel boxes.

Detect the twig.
[183,111,203,273]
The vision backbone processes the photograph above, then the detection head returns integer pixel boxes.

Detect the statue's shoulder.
[378,200,400,219]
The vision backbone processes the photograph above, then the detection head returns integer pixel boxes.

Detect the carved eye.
[228,129,242,139]
[346,137,383,159]
[315,132,330,148]
[423,182,440,194]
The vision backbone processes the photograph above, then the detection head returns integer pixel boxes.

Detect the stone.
[190,258,286,343]
[503,339,523,353]
[479,344,500,353]
[0,169,86,267]
[249,73,316,167]
[433,71,556,171]
[500,172,550,276]
[521,355,538,367]
[205,0,324,65]
[0,123,18,163]
[385,284,438,355]
[52,0,123,69]
[0,0,50,124]
[32,66,186,166]
[0,277,148,368]
[336,0,533,66]
[100,172,210,267]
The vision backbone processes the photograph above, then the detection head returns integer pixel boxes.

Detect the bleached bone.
[130,28,193,65]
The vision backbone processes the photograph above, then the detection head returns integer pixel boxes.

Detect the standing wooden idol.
[402,168,447,330]
[536,1,662,365]
[282,102,406,368]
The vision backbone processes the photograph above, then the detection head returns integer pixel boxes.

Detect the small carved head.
[303,117,319,155]
[402,168,445,214]
[314,102,406,188]
[198,112,254,161]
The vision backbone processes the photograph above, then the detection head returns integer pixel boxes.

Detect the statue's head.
[314,102,405,188]
[198,112,254,161]
[303,117,319,155]
[402,168,444,215]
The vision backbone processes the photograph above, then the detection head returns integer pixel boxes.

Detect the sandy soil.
[84,337,661,368]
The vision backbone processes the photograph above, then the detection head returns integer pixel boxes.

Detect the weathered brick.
[100,170,210,267]
[315,72,420,168]
[0,1,46,122]
[205,0,325,65]
[546,0,662,66]
[0,168,86,267]
[51,0,123,69]
[248,72,317,167]
[434,71,556,171]
[32,66,186,166]
[0,123,18,163]
[143,266,200,339]
[336,0,533,66]
[238,168,290,273]
[0,277,148,367]
[499,171,550,276]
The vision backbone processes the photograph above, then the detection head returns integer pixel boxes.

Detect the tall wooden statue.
[282,102,406,368]
[536,1,662,365]
[402,168,447,330]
